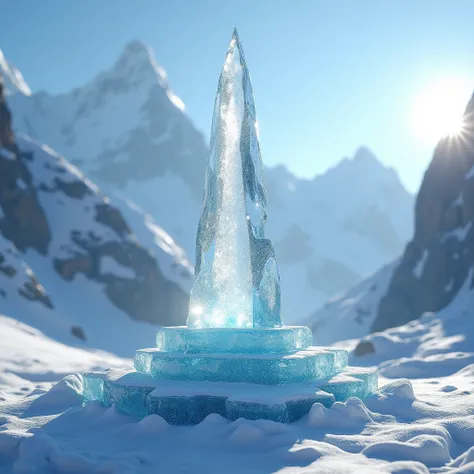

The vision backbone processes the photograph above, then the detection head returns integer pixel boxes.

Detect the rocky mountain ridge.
[0,75,192,355]
[372,93,474,332]
[1,44,414,322]
[309,91,474,346]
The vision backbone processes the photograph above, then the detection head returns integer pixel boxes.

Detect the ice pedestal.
[156,326,313,354]
[83,326,378,424]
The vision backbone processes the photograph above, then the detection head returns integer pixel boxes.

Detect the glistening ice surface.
[82,367,378,424]
[188,29,281,329]
[156,326,313,354]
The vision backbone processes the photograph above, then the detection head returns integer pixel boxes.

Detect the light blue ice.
[187,29,281,330]
[82,30,378,424]
[156,326,313,354]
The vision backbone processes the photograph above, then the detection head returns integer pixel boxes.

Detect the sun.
[412,77,472,145]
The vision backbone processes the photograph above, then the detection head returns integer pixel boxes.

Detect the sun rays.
[412,77,473,145]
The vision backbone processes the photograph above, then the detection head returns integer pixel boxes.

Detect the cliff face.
[0,76,51,255]
[0,75,192,345]
[372,94,474,332]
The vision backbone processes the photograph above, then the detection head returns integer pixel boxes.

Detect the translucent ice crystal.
[134,347,338,384]
[156,326,313,354]
[188,29,282,329]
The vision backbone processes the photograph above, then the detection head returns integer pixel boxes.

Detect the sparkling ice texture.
[81,30,378,424]
[187,29,282,329]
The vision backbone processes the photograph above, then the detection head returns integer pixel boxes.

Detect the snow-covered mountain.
[305,260,398,346]
[309,91,474,346]
[0,52,31,96]
[2,44,414,323]
[371,92,474,333]
[0,78,192,356]
[266,147,412,322]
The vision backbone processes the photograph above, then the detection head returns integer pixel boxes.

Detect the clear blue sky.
[2,0,474,193]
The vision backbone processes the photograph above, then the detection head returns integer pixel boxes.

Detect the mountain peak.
[111,40,169,88]
[352,146,379,165]
[327,146,395,180]
[122,40,150,57]
[0,50,31,96]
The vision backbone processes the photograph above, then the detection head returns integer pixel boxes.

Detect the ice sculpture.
[82,30,378,425]
[188,29,281,329]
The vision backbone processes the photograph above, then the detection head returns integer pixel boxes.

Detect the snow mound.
[0,311,473,472]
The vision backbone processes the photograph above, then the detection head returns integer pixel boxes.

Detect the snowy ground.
[1,304,474,473]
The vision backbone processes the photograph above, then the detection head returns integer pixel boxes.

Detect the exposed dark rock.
[54,238,188,326]
[0,251,15,275]
[0,77,20,155]
[95,203,131,237]
[54,254,92,280]
[71,325,87,341]
[353,340,375,357]
[0,73,189,327]
[0,77,51,254]
[18,279,54,309]
[54,177,92,199]
[354,307,371,325]
[372,93,474,333]
[0,245,53,309]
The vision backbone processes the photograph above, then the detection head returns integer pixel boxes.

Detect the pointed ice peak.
[0,50,31,96]
[188,30,281,329]
[225,28,248,76]
[229,28,243,53]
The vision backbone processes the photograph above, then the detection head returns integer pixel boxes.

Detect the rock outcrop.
[372,94,474,332]
[0,74,192,330]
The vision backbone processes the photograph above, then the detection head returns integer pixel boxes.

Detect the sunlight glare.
[412,77,472,144]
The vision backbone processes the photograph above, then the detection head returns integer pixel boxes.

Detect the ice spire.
[187,29,282,329]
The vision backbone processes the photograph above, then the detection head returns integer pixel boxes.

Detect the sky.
[2,0,474,193]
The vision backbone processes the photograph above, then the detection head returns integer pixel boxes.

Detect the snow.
[100,255,136,279]
[1,136,193,356]
[442,222,473,242]
[413,250,429,278]
[305,260,398,345]
[446,278,454,292]
[0,311,473,472]
[0,50,31,96]
[0,148,15,160]
[2,41,471,473]
[1,264,474,472]
[465,164,474,180]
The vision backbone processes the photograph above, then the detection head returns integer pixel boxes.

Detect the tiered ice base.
[83,326,377,424]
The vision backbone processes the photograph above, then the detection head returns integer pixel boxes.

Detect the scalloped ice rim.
[82,366,378,424]
[83,324,378,423]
